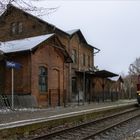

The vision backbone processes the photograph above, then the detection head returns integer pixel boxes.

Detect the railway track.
[31,107,140,140]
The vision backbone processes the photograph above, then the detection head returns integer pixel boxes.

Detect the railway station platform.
[0,99,137,139]
[0,99,137,125]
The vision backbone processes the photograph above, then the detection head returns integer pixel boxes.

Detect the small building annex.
[0,34,72,107]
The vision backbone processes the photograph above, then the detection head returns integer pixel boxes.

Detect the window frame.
[72,49,77,64]
[11,22,17,35]
[10,22,23,35]
[83,53,86,66]
[38,66,48,93]
[18,22,23,34]
[88,55,90,67]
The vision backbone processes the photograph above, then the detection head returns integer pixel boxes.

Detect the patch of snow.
[66,29,80,35]
[0,34,54,53]
[108,76,120,81]
[0,108,12,114]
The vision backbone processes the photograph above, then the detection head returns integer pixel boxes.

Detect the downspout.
[94,47,100,55]
[63,61,66,107]
[93,47,100,103]
[30,51,32,96]
[78,40,80,70]
[93,47,100,68]
[68,37,72,102]
[83,70,86,105]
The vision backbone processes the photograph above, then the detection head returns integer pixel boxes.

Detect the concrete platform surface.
[0,99,137,126]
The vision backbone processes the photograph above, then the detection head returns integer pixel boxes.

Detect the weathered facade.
[0,5,69,106]
[0,4,100,104]
[65,30,100,103]
[0,4,121,108]
[0,34,71,107]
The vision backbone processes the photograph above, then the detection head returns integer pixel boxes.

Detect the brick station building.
[0,4,123,108]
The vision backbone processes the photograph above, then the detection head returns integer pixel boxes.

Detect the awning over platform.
[75,69,118,78]
[93,70,118,78]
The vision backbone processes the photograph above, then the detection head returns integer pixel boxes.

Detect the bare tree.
[0,0,58,16]
[125,57,140,99]
[129,57,140,75]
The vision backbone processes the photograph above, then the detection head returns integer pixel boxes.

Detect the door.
[49,69,60,107]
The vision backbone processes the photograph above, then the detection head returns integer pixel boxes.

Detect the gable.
[0,5,55,41]
[0,5,69,42]
[36,35,72,63]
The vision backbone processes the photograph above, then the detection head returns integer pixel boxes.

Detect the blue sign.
[6,61,22,69]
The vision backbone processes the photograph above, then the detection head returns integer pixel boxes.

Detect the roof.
[66,29,100,51]
[66,29,87,43]
[75,69,118,78]
[0,34,54,53]
[93,70,118,78]
[0,34,72,63]
[1,4,100,52]
[108,76,124,82]
[66,29,80,35]
[1,4,69,36]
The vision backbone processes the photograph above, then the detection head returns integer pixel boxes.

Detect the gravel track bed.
[90,112,140,140]
[30,108,140,140]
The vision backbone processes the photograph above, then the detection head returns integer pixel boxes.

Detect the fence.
[0,94,38,109]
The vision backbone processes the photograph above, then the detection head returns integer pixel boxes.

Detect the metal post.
[11,68,14,110]
[83,71,85,105]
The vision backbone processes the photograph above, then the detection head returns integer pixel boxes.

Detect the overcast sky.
[32,0,140,75]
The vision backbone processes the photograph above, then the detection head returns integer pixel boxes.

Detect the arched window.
[39,66,48,92]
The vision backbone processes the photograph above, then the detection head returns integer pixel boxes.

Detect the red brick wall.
[4,52,31,94]
[70,33,94,74]
[0,6,54,41]
[31,39,65,107]
[3,40,65,107]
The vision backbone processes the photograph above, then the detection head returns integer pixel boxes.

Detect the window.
[18,22,23,34]
[39,66,48,92]
[88,55,90,67]
[72,77,77,93]
[11,22,16,34]
[83,53,86,66]
[11,22,23,35]
[72,49,77,64]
